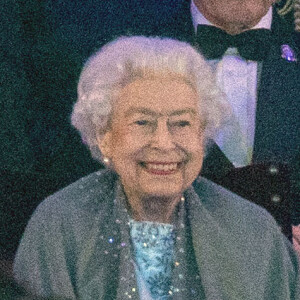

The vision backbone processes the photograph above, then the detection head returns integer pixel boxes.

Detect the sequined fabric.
[130,220,175,299]
[114,184,203,299]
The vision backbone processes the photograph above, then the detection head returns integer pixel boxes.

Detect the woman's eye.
[173,120,191,127]
[134,120,151,126]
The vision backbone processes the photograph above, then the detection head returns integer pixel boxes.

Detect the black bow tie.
[195,25,274,61]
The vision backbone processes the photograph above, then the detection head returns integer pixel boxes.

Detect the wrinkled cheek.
[112,159,137,182]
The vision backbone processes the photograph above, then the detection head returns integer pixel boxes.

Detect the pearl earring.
[103,157,110,164]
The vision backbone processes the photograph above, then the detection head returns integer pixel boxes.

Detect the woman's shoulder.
[192,176,278,230]
[32,169,118,222]
[51,168,117,198]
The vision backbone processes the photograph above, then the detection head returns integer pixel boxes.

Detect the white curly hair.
[71,36,230,163]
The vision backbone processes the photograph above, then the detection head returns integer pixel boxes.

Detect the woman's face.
[99,77,205,202]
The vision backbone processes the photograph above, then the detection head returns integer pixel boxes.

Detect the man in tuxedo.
[172,0,300,239]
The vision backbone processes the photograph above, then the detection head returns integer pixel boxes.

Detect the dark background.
[0,0,191,259]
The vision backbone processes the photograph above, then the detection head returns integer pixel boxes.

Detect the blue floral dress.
[130,219,175,300]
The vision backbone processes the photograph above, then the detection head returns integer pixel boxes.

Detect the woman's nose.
[151,119,175,150]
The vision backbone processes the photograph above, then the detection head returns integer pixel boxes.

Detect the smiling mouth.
[139,161,184,175]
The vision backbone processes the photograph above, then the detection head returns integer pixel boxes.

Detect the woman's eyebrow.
[125,108,158,117]
[169,109,197,116]
[125,108,197,117]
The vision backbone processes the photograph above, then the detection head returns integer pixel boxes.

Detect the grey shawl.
[14,170,300,299]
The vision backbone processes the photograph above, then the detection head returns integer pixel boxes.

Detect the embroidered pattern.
[130,220,175,299]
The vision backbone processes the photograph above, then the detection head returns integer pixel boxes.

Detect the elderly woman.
[14,36,299,300]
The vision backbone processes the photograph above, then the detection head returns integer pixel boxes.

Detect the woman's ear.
[97,131,112,158]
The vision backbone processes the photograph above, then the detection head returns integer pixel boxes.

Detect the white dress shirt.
[191,1,273,167]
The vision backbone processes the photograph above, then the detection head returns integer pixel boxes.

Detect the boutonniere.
[280,44,298,62]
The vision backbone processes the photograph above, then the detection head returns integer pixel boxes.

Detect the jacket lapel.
[200,141,235,181]
[253,11,300,164]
